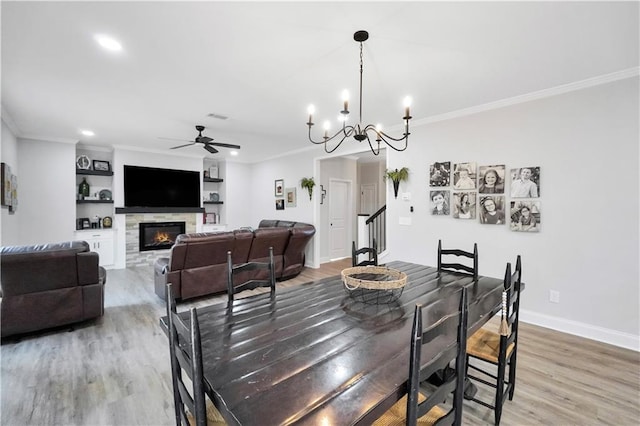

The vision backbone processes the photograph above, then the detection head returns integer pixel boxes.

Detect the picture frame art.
[275,199,285,210]
[275,179,284,197]
[92,160,111,172]
[285,187,296,208]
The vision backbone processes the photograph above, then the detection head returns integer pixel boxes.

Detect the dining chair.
[465,256,522,425]
[437,239,478,281]
[352,238,378,267]
[226,246,276,303]
[165,284,226,426]
[373,287,468,426]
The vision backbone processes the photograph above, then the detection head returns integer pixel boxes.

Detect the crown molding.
[412,67,640,128]
[20,134,78,144]
[1,104,21,136]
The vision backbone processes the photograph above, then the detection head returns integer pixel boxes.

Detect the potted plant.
[300,177,315,201]
[384,167,409,198]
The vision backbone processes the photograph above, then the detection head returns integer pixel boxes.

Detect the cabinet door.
[92,237,114,266]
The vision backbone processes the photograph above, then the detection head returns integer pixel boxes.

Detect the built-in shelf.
[203,177,223,183]
[115,207,205,214]
[203,201,224,205]
[77,200,114,204]
[76,169,114,176]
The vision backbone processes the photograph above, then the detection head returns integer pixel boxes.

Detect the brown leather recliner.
[1,241,107,338]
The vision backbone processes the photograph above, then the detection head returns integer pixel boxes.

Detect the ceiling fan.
[160,125,241,154]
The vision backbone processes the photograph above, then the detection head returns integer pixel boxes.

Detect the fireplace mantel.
[115,207,205,214]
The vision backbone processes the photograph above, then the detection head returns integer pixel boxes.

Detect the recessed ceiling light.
[95,35,122,51]
[230,151,239,156]
[81,130,95,136]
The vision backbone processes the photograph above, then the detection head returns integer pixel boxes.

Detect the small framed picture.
[453,162,477,190]
[285,187,296,207]
[453,192,476,219]
[510,167,540,198]
[275,199,285,210]
[275,179,284,196]
[479,196,506,225]
[510,201,540,232]
[429,161,451,187]
[478,165,505,194]
[93,160,111,172]
[430,190,450,215]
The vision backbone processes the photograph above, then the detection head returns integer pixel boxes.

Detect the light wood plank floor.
[2,259,638,425]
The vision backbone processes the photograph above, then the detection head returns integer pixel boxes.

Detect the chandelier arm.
[308,125,357,150]
[364,134,382,156]
[360,125,409,152]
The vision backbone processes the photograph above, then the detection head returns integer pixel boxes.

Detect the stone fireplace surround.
[125,213,197,267]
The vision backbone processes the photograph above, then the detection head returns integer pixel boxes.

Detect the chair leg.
[495,357,506,426]
[508,350,518,400]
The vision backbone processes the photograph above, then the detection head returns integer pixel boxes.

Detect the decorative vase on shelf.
[79,178,90,198]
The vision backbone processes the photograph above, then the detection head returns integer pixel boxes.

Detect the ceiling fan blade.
[209,142,241,149]
[196,136,213,144]
[170,142,197,149]
[203,143,218,154]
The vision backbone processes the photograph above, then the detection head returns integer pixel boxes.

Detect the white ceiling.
[2,1,638,163]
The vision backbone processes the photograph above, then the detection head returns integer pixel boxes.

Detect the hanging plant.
[300,177,316,201]
[384,167,409,198]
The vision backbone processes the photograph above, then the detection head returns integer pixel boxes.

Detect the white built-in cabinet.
[74,229,115,267]
[74,146,115,267]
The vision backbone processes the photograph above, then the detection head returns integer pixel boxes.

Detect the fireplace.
[139,222,185,252]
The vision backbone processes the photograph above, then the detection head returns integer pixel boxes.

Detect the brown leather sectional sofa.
[1,241,107,338]
[154,220,315,301]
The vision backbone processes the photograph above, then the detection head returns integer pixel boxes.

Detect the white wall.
[384,77,639,348]
[224,161,253,230]
[0,119,19,245]
[17,138,76,245]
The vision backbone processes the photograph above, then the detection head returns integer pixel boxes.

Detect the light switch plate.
[402,192,411,201]
[399,217,412,226]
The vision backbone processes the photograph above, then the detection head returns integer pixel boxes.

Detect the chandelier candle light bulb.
[306,30,412,156]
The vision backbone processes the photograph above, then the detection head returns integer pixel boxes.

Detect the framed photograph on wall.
[275,179,284,196]
[1,162,11,207]
[453,162,476,190]
[478,165,505,194]
[510,201,540,232]
[479,196,506,225]
[429,161,451,187]
[285,187,296,207]
[275,199,285,210]
[453,192,476,219]
[510,166,540,198]
[429,190,450,215]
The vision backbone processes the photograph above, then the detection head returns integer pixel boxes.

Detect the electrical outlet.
[549,290,560,304]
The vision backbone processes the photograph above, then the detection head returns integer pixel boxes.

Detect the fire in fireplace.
[139,222,185,252]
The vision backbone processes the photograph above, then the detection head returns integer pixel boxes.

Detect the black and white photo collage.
[428,162,541,232]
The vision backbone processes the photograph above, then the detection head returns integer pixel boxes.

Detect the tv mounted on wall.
[124,165,200,208]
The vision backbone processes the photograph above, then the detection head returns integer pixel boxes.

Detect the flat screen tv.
[124,165,200,208]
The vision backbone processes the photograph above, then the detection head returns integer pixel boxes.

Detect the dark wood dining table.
[160,260,505,426]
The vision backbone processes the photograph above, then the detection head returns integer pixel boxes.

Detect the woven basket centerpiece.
[341,266,407,304]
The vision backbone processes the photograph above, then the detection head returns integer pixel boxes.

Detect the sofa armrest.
[155,257,170,275]
[77,251,101,285]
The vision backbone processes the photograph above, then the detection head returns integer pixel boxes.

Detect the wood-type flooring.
[2,259,638,425]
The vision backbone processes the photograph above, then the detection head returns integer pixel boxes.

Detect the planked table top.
[160,261,505,425]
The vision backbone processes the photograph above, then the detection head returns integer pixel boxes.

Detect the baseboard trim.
[520,309,639,352]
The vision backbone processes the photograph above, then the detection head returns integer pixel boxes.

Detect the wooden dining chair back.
[374,287,468,426]
[166,284,226,426]
[437,239,478,281]
[352,238,378,267]
[465,256,522,425]
[226,246,276,303]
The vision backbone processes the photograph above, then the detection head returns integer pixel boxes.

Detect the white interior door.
[360,183,377,214]
[329,180,351,260]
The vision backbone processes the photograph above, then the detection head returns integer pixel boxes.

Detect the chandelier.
[306,30,412,156]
